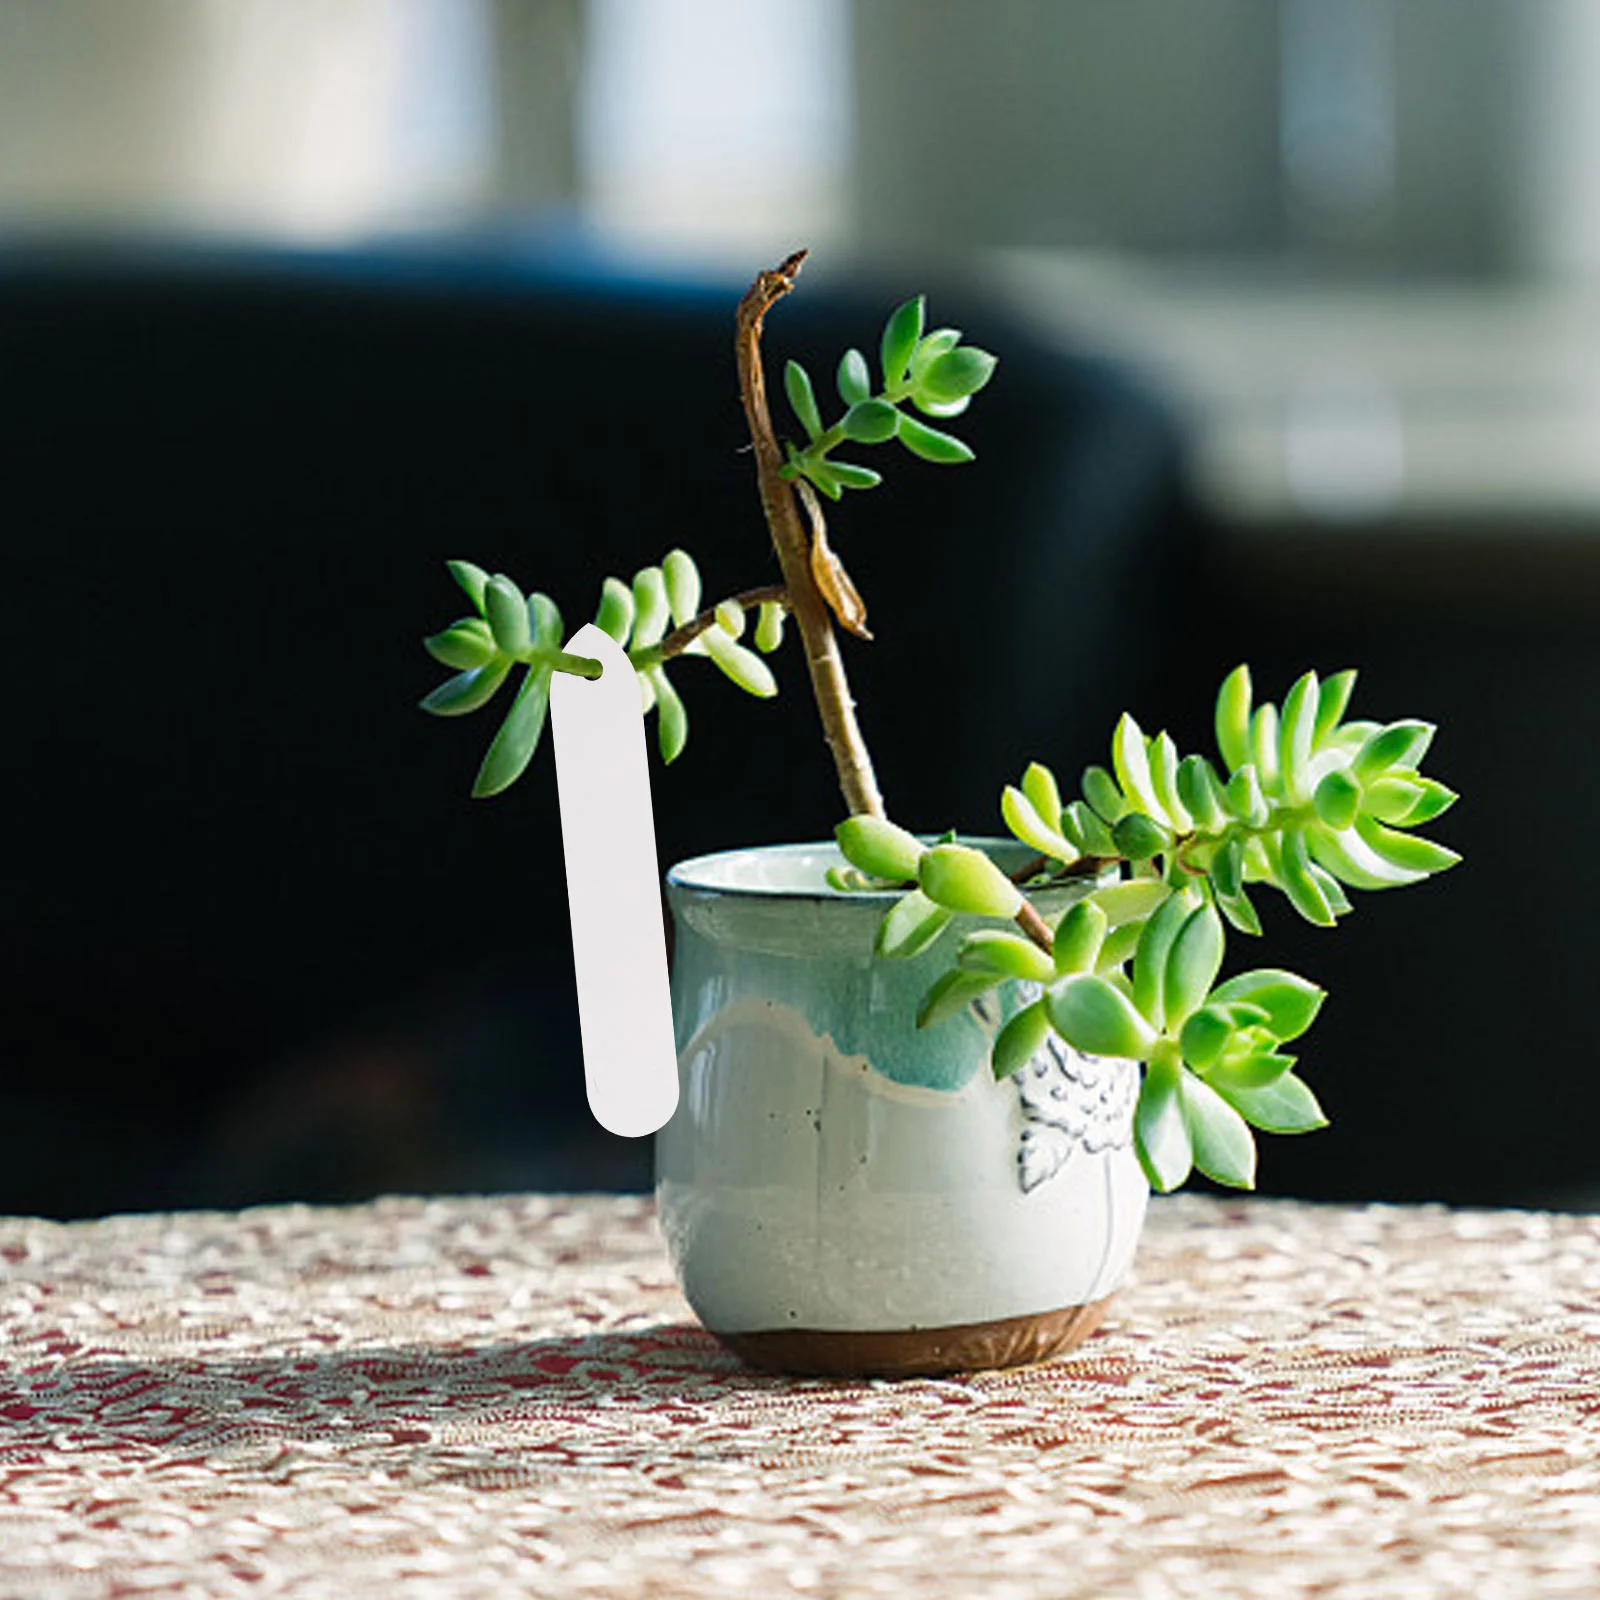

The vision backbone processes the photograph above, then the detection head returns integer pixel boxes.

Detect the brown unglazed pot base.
[714,1294,1114,1379]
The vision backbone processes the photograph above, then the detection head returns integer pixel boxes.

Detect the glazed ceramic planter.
[656,841,1149,1378]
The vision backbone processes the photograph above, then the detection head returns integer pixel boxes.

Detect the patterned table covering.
[1,1193,1598,1599]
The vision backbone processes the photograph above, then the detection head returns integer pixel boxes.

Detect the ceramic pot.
[656,841,1149,1378]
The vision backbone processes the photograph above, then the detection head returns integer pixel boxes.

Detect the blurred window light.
[1280,0,1396,237]
[0,0,495,242]
[576,0,851,261]
[1284,369,1405,523]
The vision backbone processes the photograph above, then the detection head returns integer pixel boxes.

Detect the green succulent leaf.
[1020,763,1062,830]
[1165,903,1225,1028]
[419,659,512,717]
[1053,898,1109,975]
[827,460,884,491]
[1278,671,1320,802]
[784,360,824,442]
[1112,812,1175,863]
[1135,1053,1193,1192]
[662,549,701,627]
[703,629,778,698]
[594,576,636,645]
[447,559,492,615]
[836,815,925,883]
[1176,754,1228,832]
[1394,777,1458,826]
[1249,703,1282,793]
[1091,878,1173,929]
[1353,720,1436,782]
[876,889,953,960]
[993,1000,1052,1081]
[840,399,901,444]
[880,295,926,388]
[1208,969,1325,1042]
[424,619,497,671]
[1178,1004,1233,1071]
[896,411,974,464]
[1353,815,1461,876]
[1206,1048,1297,1091]
[470,663,553,798]
[1218,888,1263,936]
[1148,733,1193,833]
[1313,768,1363,830]
[631,567,671,649]
[485,575,533,659]
[837,348,872,407]
[957,928,1056,984]
[1215,665,1252,773]
[1047,974,1159,1060]
[918,844,1024,918]
[650,668,687,763]
[1214,1070,1328,1134]
[528,592,563,651]
[1002,785,1075,862]
[1223,764,1269,828]
[917,347,997,405]
[1132,889,1196,1030]
[1280,827,1338,927]
[754,600,786,654]
[1212,835,1245,898]
[1065,800,1116,856]
[1180,1071,1258,1189]
[1112,714,1167,822]
[917,968,999,1029]
[1082,765,1126,824]
[1314,669,1358,744]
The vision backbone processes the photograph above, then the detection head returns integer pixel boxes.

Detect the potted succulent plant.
[420,252,1459,1378]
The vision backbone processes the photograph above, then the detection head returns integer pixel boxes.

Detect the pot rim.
[665,837,1085,903]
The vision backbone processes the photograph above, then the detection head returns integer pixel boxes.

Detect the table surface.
[1,1194,1597,1599]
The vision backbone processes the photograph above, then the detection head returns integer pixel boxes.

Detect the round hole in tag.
[548,624,679,1138]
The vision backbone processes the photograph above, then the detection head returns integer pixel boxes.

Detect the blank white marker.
[549,623,679,1138]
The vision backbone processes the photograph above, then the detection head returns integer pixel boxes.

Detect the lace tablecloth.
[1,1193,1597,1599]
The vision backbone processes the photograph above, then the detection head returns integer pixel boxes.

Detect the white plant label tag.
[548,623,679,1138]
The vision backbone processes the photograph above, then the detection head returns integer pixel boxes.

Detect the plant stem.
[735,250,885,820]
[634,584,789,668]
[1015,897,1054,954]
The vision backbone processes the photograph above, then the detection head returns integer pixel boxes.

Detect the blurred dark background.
[3,1,1598,1216]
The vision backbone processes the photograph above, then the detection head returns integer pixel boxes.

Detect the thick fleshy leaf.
[1177,1005,1233,1071]
[1180,1072,1258,1189]
[1223,764,1269,827]
[1278,671,1319,802]
[1314,669,1358,744]
[840,399,900,444]
[485,575,532,658]
[1249,703,1282,792]
[1094,919,1144,975]
[1165,903,1225,1027]
[528,592,562,651]
[784,360,824,441]
[1206,1048,1296,1091]
[650,668,687,763]
[1176,754,1227,832]
[1082,765,1126,823]
[993,1001,1051,1081]
[1002,786,1075,862]
[917,968,999,1029]
[1148,732,1193,832]
[1280,828,1337,926]
[917,346,997,404]
[1215,665,1252,772]
[754,600,786,654]
[1091,879,1172,929]
[1065,800,1116,856]
[1209,969,1325,1042]
[662,549,701,627]
[880,295,925,388]
[1313,768,1363,830]
[1214,1070,1328,1134]
[876,889,953,960]
[1352,720,1436,782]
[896,411,974,464]
[957,928,1056,984]
[837,348,872,407]
[827,460,883,491]
[447,559,491,614]
[424,619,497,670]
[1053,899,1109,975]
[419,659,511,718]
[1135,1055,1192,1192]
[702,629,779,698]
[631,567,671,648]
[1212,835,1245,898]
[836,815,924,882]
[1218,888,1263,936]
[1132,889,1196,1030]
[1021,762,1062,831]
[1047,974,1158,1060]
[1112,713,1167,822]
[919,844,1024,917]
[594,576,635,645]
[471,664,552,798]
[1112,812,1174,862]
[1353,815,1461,876]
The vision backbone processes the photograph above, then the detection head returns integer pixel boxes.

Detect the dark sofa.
[0,238,1193,1216]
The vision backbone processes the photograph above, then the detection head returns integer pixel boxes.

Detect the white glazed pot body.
[655,843,1149,1350]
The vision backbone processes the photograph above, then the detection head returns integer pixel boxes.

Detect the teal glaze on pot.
[656,841,1150,1348]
